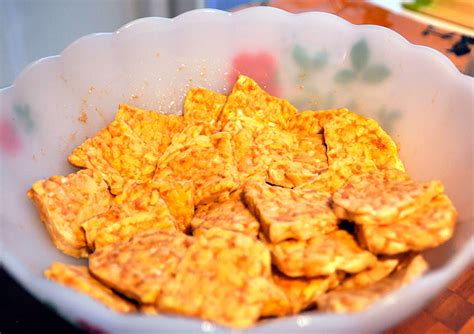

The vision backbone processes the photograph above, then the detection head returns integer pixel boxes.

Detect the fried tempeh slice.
[296,158,377,194]
[272,271,341,314]
[243,182,338,243]
[28,169,112,258]
[68,120,158,194]
[266,134,328,188]
[89,229,193,304]
[120,179,193,232]
[82,183,176,251]
[150,179,195,233]
[191,190,260,237]
[285,110,333,167]
[266,230,377,277]
[154,129,239,205]
[218,75,296,129]
[291,134,326,165]
[183,88,227,135]
[323,111,405,171]
[45,262,136,313]
[90,210,175,251]
[337,257,400,290]
[223,116,326,186]
[356,194,457,254]
[223,116,295,181]
[286,110,324,135]
[116,104,184,154]
[317,254,428,312]
[140,304,159,315]
[157,228,288,328]
[332,169,445,225]
[266,159,323,189]
[286,108,351,135]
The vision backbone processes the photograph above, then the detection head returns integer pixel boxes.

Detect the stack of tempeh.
[29,75,456,328]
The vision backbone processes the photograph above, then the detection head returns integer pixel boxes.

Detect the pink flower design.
[228,52,280,96]
[0,118,21,155]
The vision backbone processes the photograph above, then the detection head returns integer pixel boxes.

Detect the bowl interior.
[1,8,472,333]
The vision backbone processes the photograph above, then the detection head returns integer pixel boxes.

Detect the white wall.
[0,0,200,88]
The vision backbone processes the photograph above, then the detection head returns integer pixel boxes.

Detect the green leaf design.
[390,112,401,121]
[292,45,311,70]
[351,39,369,72]
[378,108,402,133]
[313,51,328,69]
[362,65,390,84]
[13,104,34,132]
[335,69,356,84]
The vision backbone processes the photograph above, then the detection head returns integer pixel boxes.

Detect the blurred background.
[1,0,473,88]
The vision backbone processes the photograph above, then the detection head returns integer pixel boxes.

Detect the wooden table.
[387,266,473,333]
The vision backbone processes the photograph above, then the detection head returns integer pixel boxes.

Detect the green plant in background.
[335,39,390,84]
[13,103,34,133]
[403,0,432,11]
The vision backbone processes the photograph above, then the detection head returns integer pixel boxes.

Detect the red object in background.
[228,52,280,96]
[0,118,21,155]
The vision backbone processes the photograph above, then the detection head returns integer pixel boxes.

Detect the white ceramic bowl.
[1,7,473,334]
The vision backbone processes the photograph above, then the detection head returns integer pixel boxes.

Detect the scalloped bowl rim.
[1,7,473,93]
[1,6,473,333]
